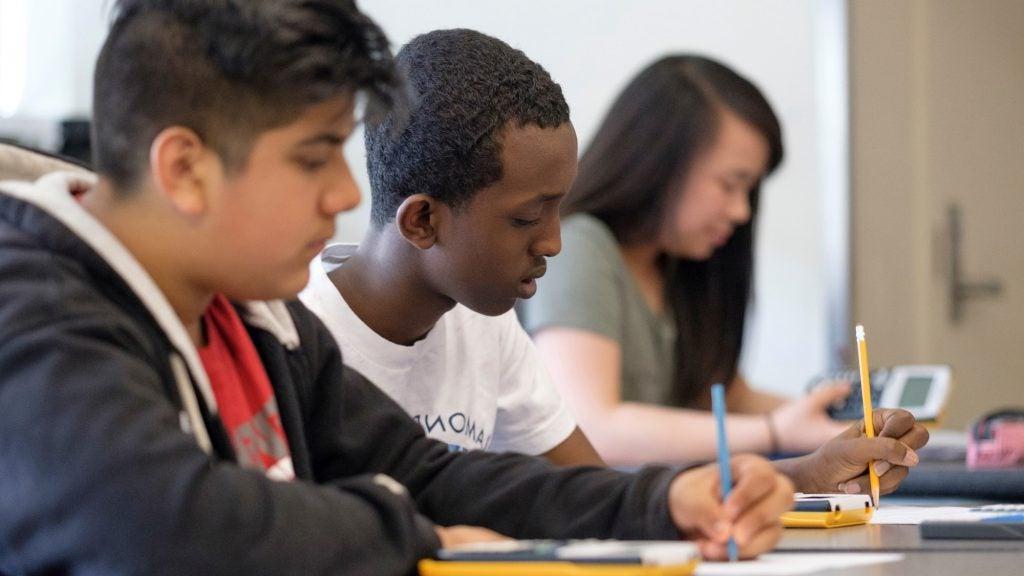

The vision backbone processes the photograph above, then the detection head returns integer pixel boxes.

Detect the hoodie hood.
[0,171,302,453]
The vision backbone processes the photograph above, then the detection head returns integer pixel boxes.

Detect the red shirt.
[198,294,294,481]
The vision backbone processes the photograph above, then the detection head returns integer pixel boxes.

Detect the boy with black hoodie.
[0,1,793,574]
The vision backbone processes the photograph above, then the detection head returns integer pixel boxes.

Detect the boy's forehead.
[279,96,358,138]
[499,123,577,186]
[499,121,577,155]
[472,122,578,209]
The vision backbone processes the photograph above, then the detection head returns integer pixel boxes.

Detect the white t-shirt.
[299,244,576,455]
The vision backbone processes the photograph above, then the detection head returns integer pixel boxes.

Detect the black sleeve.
[0,279,438,576]
[296,304,683,541]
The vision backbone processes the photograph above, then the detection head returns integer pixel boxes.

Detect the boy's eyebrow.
[295,133,346,148]
[730,169,760,182]
[513,191,566,208]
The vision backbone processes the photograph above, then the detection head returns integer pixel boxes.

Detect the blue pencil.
[711,383,739,562]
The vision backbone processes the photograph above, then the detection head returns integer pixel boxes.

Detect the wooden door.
[851,0,1024,427]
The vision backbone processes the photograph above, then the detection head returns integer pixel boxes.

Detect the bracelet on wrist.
[765,413,781,454]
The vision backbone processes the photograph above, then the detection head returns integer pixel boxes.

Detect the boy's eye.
[296,158,330,172]
[721,181,750,198]
[511,217,541,228]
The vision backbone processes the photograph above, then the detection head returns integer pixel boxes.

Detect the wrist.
[773,453,817,493]
[764,412,781,454]
[666,466,712,540]
[667,472,692,538]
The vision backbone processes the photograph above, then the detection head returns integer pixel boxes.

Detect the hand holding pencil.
[789,408,929,495]
[667,385,794,561]
[667,455,794,560]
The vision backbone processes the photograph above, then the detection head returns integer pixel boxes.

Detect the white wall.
[0,0,108,147]
[0,0,845,398]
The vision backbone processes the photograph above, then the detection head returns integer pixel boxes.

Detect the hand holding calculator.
[807,364,952,424]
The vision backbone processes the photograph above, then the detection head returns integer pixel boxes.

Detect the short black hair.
[92,0,403,191]
[365,29,570,227]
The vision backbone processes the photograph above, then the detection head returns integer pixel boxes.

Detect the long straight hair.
[561,55,784,407]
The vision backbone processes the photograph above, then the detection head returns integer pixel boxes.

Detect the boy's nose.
[532,221,562,257]
[324,161,361,216]
[729,191,752,224]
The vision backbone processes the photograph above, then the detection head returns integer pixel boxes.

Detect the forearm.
[727,375,787,414]
[315,366,683,541]
[576,402,773,466]
[412,448,684,540]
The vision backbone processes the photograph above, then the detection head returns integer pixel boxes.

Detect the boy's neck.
[80,183,213,345]
[328,231,454,346]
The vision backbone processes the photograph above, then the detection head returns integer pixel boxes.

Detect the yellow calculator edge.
[419,558,699,576]
[781,493,874,528]
[418,540,700,576]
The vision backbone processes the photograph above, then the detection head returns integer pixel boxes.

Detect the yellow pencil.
[855,324,880,507]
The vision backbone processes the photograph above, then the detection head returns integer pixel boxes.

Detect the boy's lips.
[518,277,538,298]
[522,265,547,283]
[306,234,333,253]
[710,228,734,247]
[517,265,546,298]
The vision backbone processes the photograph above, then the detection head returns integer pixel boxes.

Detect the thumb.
[809,382,850,410]
[856,436,920,467]
[689,494,730,543]
[874,409,916,439]
[669,469,730,543]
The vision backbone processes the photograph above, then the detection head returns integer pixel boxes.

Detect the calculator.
[807,365,952,423]
[419,540,700,576]
[781,494,875,528]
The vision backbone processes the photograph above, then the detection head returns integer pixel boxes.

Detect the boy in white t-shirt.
[301,29,603,464]
[301,29,929,498]
[302,243,581,457]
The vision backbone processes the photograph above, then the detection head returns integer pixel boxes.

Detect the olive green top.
[517,213,678,405]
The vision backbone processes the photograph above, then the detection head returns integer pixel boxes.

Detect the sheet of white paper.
[870,506,1000,525]
[696,553,903,575]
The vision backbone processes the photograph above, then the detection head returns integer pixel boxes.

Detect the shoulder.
[296,251,369,354]
[519,213,628,337]
[297,248,343,317]
[282,299,340,361]
[555,213,624,276]
[561,213,620,253]
[536,214,626,293]
[0,220,148,348]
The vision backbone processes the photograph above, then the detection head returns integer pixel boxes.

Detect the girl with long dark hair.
[519,55,851,465]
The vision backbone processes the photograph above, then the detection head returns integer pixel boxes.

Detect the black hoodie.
[0,172,683,576]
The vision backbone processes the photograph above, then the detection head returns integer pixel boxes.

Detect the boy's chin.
[461,295,518,317]
[228,273,309,303]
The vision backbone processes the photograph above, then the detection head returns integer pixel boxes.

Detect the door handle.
[948,203,1004,324]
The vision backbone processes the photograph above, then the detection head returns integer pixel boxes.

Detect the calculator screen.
[899,376,932,408]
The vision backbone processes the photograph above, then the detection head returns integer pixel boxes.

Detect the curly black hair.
[365,29,570,227]
[92,0,403,191]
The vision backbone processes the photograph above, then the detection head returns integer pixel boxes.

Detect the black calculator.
[806,365,952,423]
[807,368,886,421]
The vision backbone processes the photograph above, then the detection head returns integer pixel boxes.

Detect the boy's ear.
[395,193,443,249]
[148,127,219,217]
